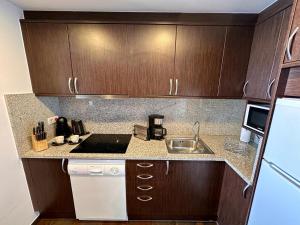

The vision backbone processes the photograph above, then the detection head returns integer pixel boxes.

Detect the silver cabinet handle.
[137,196,153,202]
[137,163,153,168]
[243,80,249,97]
[74,77,79,94]
[68,77,74,94]
[137,174,153,180]
[61,158,67,174]
[175,79,178,95]
[243,183,251,199]
[165,160,169,175]
[267,78,276,99]
[137,185,153,191]
[286,27,299,61]
[169,78,173,95]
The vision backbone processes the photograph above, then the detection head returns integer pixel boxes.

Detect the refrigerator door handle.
[267,160,300,189]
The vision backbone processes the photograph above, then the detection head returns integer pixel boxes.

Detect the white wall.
[0,0,37,224]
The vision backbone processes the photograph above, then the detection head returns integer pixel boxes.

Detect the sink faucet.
[193,121,200,143]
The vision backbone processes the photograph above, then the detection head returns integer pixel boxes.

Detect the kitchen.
[1,0,300,225]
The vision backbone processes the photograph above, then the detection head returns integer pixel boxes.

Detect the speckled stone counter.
[20,134,258,184]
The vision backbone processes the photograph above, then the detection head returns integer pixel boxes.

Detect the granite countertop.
[20,134,259,184]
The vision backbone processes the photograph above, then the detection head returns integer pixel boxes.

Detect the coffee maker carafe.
[148,114,167,140]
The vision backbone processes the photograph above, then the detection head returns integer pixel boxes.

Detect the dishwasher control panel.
[68,160,125,176]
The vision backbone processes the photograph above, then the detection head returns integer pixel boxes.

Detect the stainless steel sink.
[165,137,214,154]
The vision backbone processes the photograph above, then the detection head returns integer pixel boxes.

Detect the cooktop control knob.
[110,167,120,175]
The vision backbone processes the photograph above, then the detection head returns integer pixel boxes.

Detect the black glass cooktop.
[70,134,132,154]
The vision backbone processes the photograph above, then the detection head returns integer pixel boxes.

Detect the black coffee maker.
[55,117,71,138]
[148,114,167,140]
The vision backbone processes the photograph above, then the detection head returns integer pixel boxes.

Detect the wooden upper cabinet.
[175,26,226,97]
[218,27,254,97]
[22,21,256,98]
[245,11,284,100]
[127,25,176,97]
[68,24,128,95]
[21,23,73,95]
[269,6,292,98]
[284,1,300,64]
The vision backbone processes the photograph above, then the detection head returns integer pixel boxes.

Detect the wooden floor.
[35,219,216,225]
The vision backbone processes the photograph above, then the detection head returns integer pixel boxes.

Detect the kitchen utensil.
[51,140,67,146]
[148,114,167,140]
[32,121,48,151]
[70,135,80,143]
[68,138,83,145]
[56,117,71,138]
[240,127,251,143]
[55,136,65,144]
[133,125,150,141]
[71,120,87,136]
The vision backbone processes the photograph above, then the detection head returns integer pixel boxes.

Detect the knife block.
[31,134,48,151]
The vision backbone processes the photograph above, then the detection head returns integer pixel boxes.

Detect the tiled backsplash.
[5,93,246,154]
[59,97,246,136]
[5,94,60,153]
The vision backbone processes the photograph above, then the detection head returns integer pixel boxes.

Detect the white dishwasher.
[68,159,128,221]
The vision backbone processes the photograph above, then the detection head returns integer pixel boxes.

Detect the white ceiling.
[9,0,277,13]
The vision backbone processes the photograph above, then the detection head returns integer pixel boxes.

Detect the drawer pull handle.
[286,26,299,61]
[137,196,153,202]
[74,77,79,94]
[68,77,74,94]
[175,79,178,95]
[169,78,173,95]
[137,163,153,168]
[243,184,251,199]
[137,185,153,191]
[137,174,153,180]
[61,158,67,174]
[267,78,276,99]
[243,80,249,97]
[165,160,169,175]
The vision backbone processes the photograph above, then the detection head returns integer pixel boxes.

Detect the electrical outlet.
[48,116,58,125]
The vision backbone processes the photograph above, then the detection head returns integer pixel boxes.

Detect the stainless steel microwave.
[243,104,270,134]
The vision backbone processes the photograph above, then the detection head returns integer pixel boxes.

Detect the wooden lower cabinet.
[22,158,75,218]
[126,160,225,220]
[217,164,253,225]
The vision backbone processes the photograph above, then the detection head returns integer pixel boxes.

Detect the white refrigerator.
[248,98,300,225]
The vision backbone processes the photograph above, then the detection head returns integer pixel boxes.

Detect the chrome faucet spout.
[193,121,200,143]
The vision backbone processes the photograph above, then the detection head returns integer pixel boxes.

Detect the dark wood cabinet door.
[68,24,128,95]
[175,26,226,97]
[268,6,292,99]
[127,25,176,97]
[284,1,300,63]
[218,165,252,225]
[22,159,75,218]
[245,11,284,100]
[21,23,73,95]
[218,27,253,97]
[126,160,168,220]
[165,161,224,220]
